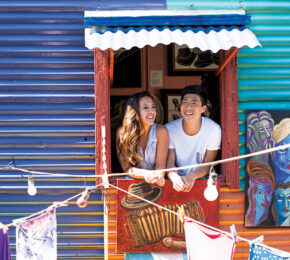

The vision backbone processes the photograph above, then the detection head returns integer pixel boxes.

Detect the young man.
[165,85,222,192]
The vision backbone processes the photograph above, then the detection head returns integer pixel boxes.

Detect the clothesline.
[1,143,289,179]
[109,182,290,257]
[1,179,289,257]
[5,183,104,228]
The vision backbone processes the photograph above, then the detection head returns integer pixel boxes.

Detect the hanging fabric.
[249,243,290,260]
[16,209,57,260]
[0,228,11,260]
[184,218,237,260]
[124,252,186,260]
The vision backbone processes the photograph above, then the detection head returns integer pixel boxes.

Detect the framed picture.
[162,90,182,123]
[168,44,219,76]
[117,179,220,253]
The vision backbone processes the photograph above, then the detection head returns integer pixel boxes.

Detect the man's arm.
[167,148,187,191]
[182,149,218,192]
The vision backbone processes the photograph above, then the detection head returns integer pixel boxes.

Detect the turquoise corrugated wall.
[238,1,290,190]
[167,0,290,190]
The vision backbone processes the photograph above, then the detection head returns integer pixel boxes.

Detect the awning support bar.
[215,48,238,77]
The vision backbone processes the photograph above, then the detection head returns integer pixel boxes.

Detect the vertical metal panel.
[237,1,290,190]
[0,3,105,259]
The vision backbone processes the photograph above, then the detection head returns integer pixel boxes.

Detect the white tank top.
[139,123,157,170]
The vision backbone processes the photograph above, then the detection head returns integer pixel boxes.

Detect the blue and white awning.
[84,10,261,52]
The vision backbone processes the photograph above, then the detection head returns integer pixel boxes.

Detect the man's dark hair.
[181,85,208,106]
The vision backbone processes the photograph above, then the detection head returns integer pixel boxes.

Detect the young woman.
[116,91,168,186]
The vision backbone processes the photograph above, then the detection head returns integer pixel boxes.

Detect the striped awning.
[84,10,261,52]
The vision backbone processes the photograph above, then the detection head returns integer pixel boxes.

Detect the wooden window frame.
[94,48,240,189]
[219,49,240,189]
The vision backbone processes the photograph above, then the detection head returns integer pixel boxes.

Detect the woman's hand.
[128,167,145,178]
[144,171,165,187]
[128,168,165,186]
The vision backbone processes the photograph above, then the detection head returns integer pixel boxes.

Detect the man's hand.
[168,172,187,192]
[181,172,197,192]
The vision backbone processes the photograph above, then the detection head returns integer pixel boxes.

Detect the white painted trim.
[85,27,261,51]
[85,9,245,18]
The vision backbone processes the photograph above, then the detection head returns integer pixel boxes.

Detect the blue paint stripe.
[92,25,248,34]
[0,0,167,11]
[85,14,250,27]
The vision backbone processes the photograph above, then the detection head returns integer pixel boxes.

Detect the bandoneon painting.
[245,110,290,227]
[117,179,219,253]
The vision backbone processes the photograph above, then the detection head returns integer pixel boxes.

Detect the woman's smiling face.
[138,96,156,126]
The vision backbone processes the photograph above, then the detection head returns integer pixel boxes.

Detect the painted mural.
[117,179,219,253]
[245,110,290,227]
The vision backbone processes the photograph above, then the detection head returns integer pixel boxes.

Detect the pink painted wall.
[147,44,201,100]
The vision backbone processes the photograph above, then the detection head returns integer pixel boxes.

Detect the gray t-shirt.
[165,117,221,176]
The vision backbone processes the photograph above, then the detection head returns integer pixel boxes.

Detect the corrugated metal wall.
[166,0,290,190]
[0,2,168,259]
[108,188,290,260]
[0,2,104,259]
[238,1,290,190]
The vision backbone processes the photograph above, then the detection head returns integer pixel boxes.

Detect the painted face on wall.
[275,186,290,225]
[252,119,274,150]
[255,182,273,212]
[274,135,290,177]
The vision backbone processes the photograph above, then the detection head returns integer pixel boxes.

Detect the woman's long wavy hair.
[117,91,153,168]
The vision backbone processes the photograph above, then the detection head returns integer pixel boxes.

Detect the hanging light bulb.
[27,175,37,196]
[77,188,91,208]
[204,167,218,201]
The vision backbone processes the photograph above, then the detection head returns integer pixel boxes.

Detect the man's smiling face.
[180,93,206,121]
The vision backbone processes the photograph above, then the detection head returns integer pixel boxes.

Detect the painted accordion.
[124,200,205,247]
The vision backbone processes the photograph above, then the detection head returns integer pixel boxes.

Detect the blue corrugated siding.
[238,2,290,190]
[0,3,106,259]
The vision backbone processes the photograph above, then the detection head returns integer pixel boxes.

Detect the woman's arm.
[155,124,169,171]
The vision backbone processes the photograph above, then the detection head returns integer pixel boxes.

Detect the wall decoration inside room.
[168,44,219,76]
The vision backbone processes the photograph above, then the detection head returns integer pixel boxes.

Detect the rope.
[2,143,289,179]
[5,183,104,228]
[109,183,290,256]
[0,142,289,255]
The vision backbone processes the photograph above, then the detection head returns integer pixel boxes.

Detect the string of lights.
[6,183,104,228]
[0,143,289,256]
[0,143,288,179]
